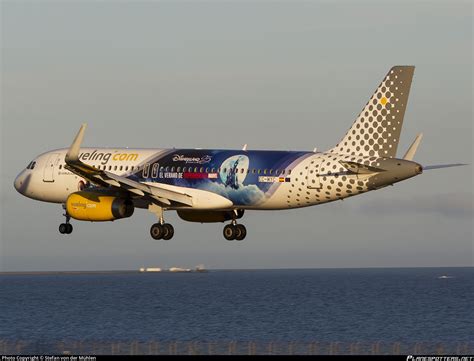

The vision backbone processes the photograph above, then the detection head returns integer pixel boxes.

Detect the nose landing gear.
[59,205,73,234]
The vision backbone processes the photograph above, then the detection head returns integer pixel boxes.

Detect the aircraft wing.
[64,124,193,207]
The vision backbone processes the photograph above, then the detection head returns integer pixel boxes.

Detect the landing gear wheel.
[162,223,174,240]
[65,223,73,234]
[223,224,236,241]
[150,223,164,240]
[59,223,68,234]
[235,224,246,241]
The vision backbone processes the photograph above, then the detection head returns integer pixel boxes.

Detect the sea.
[0,268,473,355]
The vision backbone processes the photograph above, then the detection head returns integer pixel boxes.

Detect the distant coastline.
[0,266,472,276]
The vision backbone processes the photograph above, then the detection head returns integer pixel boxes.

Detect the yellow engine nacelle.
[66,191,134,222]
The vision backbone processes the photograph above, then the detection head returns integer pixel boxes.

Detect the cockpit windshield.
[26,161,36,170]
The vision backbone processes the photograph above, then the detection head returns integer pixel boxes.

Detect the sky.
[1,1,472,272]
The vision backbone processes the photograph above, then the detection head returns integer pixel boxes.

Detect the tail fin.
[329,66,415,158]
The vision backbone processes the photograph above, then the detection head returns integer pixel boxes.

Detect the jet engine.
[66,191,134,222]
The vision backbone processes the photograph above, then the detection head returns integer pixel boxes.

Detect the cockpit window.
[26,161,36,170]
[30,161,36,169]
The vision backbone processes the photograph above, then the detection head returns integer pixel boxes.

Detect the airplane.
[14,66,465,241]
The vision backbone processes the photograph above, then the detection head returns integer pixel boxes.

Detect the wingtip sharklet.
[403,133,423,161]
[65,123,87,163]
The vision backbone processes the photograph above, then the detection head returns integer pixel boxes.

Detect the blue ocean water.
[0,268,472,343]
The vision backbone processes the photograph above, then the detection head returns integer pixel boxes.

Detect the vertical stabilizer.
[329,66,415,158]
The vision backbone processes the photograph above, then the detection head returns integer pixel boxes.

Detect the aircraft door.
[307,157,323,189]
[43,153,61,182]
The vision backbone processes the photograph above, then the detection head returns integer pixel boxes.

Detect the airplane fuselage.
[15,147,421,211]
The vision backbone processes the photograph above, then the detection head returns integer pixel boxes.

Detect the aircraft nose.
[14,171,26,194]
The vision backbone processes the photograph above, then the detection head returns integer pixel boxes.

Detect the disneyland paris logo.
[172,154,212,164]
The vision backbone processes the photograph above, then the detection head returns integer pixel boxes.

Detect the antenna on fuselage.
[242,144,248,151]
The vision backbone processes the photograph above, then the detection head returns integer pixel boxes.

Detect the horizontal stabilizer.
[339,160,385,174]
[423,163,467,171]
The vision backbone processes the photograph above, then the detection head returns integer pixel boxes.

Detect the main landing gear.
[150,222,174,240]
[59,205,73,234]
[148,204,174,240]
[223,221,247,241]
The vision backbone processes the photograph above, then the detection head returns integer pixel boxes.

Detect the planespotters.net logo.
[407,357,474,361]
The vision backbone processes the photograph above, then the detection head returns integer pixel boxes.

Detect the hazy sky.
[1,1,472,271]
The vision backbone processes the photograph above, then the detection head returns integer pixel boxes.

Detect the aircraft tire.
[150,223,164,240]
[66,224,73,234]
[59,223,67,234]
[235,224,246,241]
[162,224,174,240]
[223,224,236,241]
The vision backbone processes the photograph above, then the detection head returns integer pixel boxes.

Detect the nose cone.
[14,170,28,195]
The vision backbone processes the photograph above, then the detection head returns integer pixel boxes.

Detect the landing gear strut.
[148,204,174,240]
[59,205,73,234]
[223,220,247,241]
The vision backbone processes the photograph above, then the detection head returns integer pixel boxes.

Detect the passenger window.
[211,168,215,173]
[264,169,267,175]
[252,169,256,174]
[114,165,117,171]
[171,166,175,172]
[177,166,181,172]
[160,166,164,172]
[269,169,273,174]
[182,167,187,172]
[205,167,209,173]
[258,169,261,174]
[282,169,285,175]
[131,166,134,171]
[199,167,204,173]
[288,169,292,175]
[120,166,123,171]
[143,163,150,178]
[152,163,159,178]
[194,167,198,173]
[223,168,227,173]
[165,166,169,172]
[108,165,112,170]
[125,166,128,171]
[59,164,62,170]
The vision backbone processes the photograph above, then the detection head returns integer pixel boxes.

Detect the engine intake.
[66,191,134,222]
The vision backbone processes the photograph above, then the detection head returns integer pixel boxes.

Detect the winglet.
[403,133,423,161]
[65,123,87,163]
